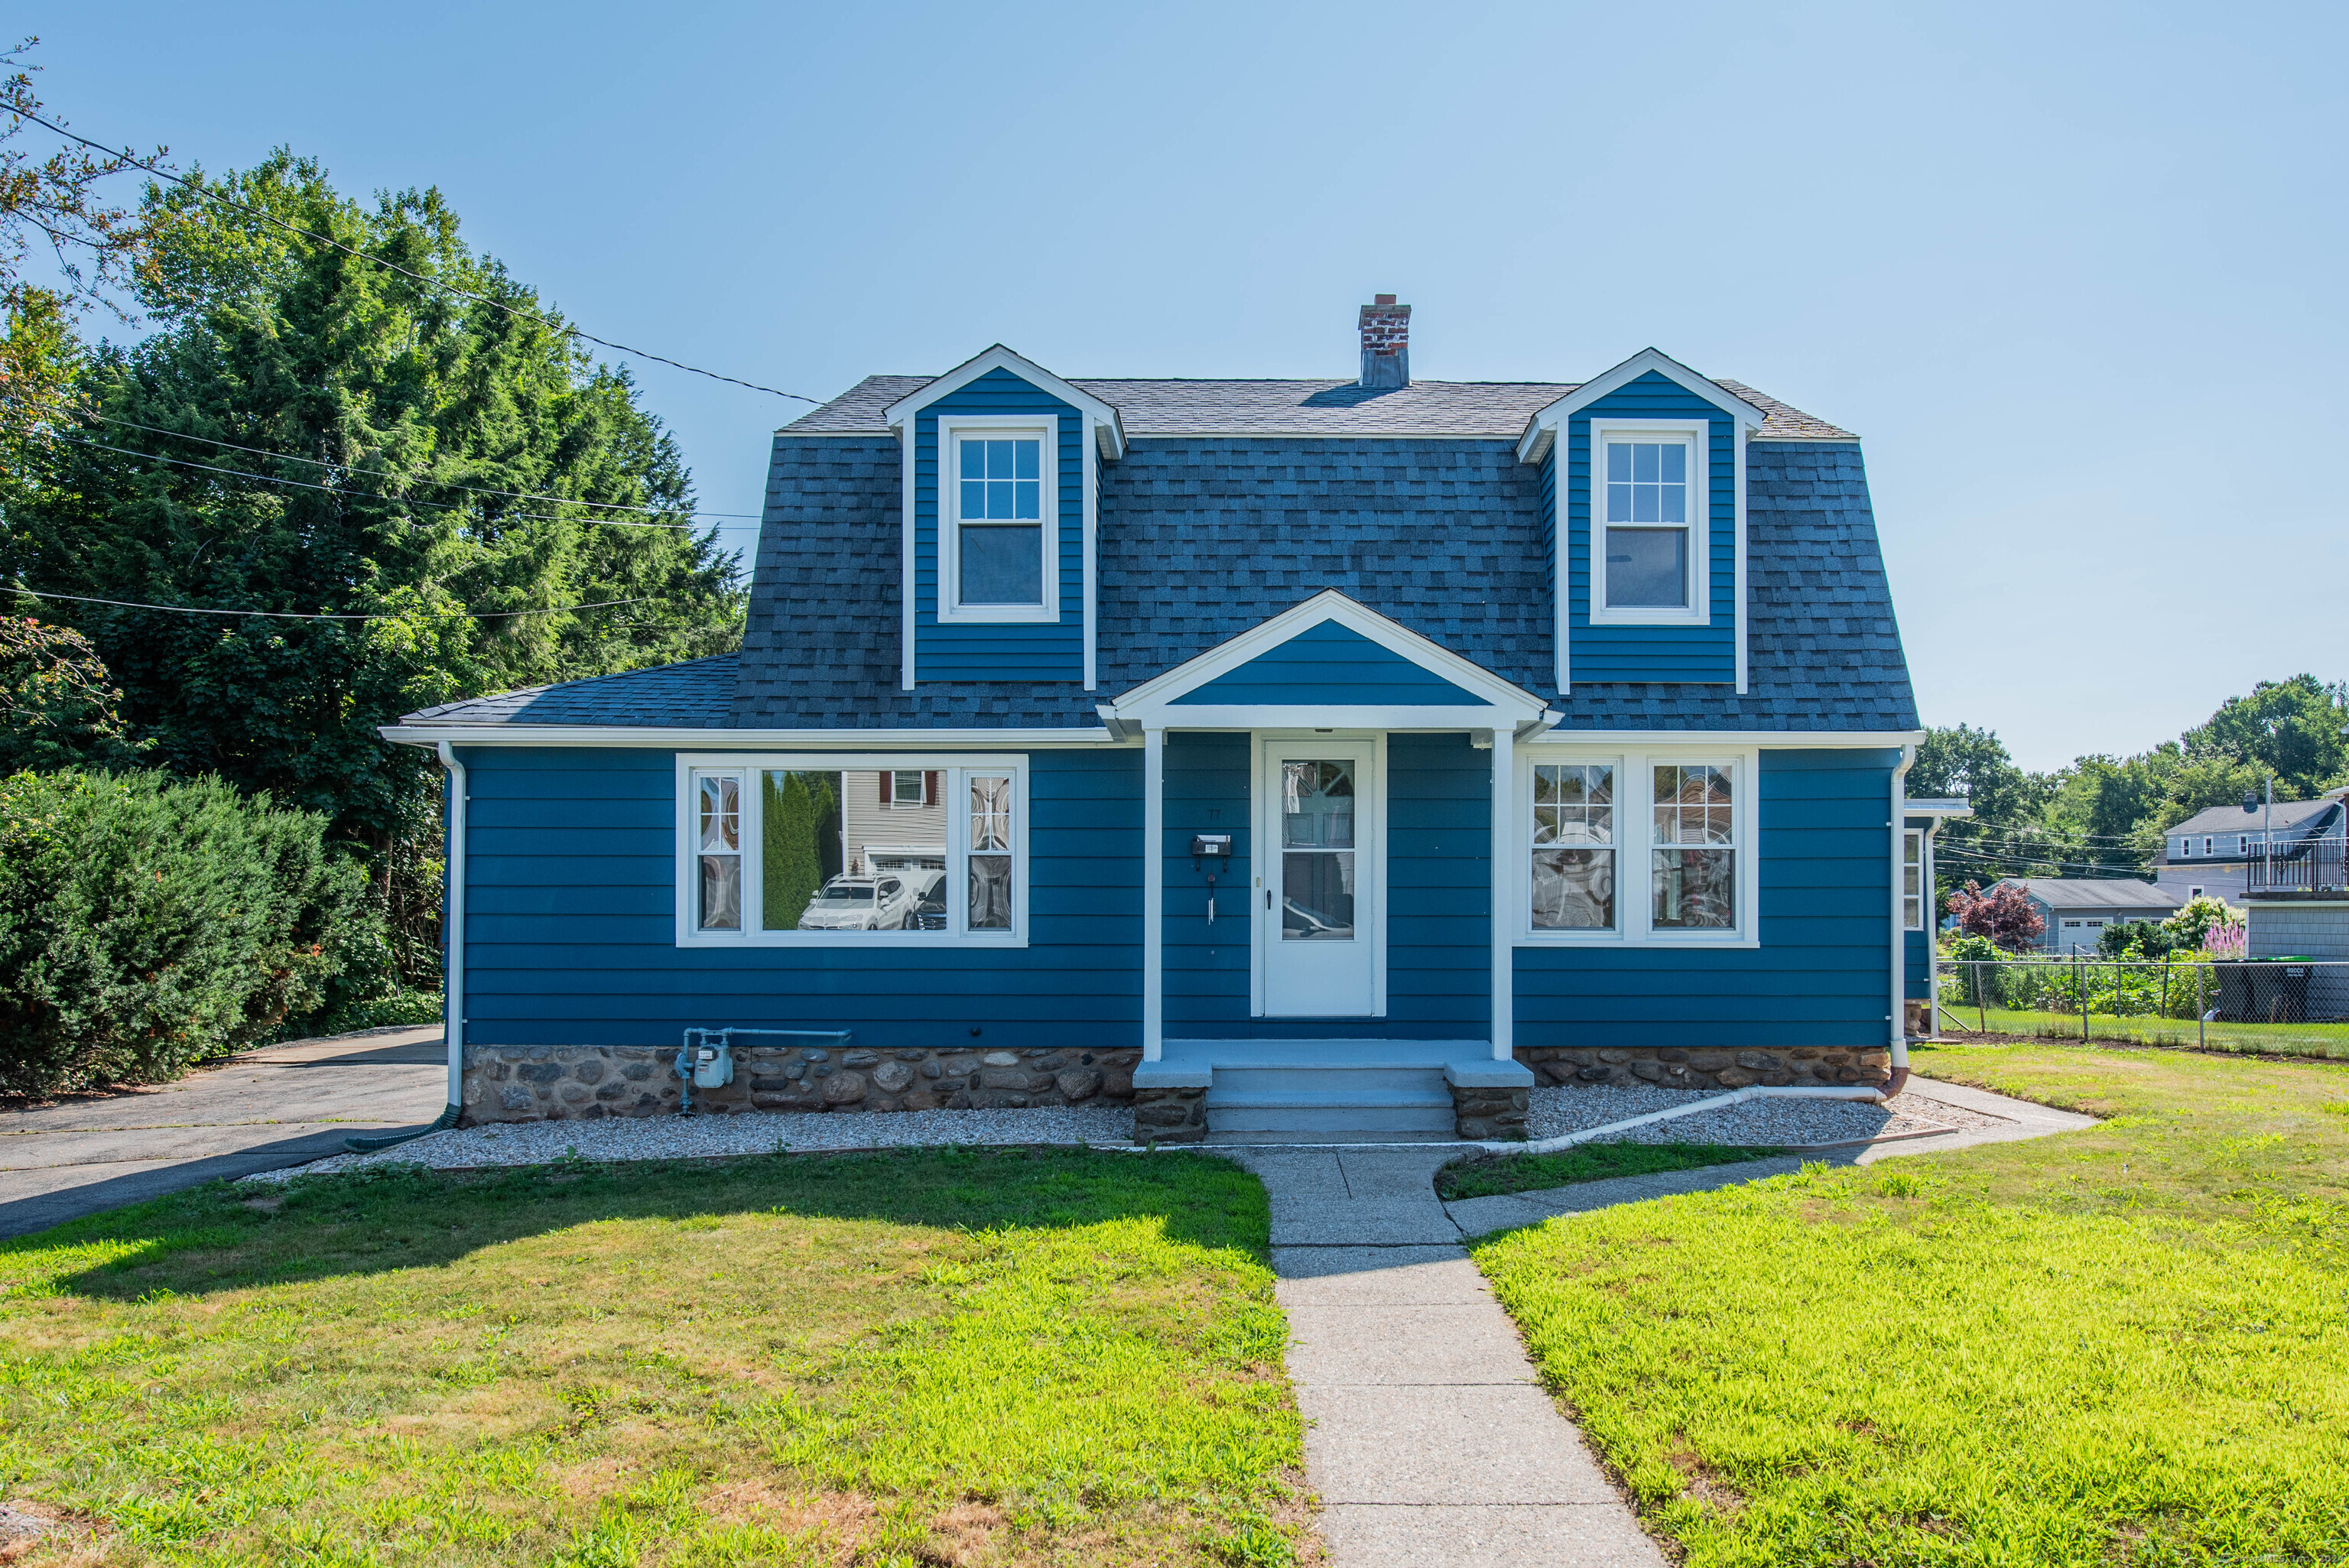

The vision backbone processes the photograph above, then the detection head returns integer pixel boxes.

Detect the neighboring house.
[2152,791,2348,904]
[2240,790,2349,1018]
[1992,878,2184,953]
[386,301,1929,1141]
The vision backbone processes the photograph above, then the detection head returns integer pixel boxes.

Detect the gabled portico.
[1108,592,1552,1138]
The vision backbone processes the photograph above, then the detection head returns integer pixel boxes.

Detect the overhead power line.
[59,436,695,530]
[6,583,658,622]
[86,413,763,521]
[13,106,822,406]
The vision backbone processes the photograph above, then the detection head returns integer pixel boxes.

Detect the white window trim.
[936,413,1060,625]
[674,753,1028,948]
[1511,744,1759,948]
[1586,417,1711,629]
[1902,828,1925,930]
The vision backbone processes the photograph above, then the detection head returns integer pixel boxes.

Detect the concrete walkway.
[1228,1075,2092,1567]
[0,1027,446,1238]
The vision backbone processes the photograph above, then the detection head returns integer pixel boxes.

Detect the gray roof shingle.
[2164,797,2343,839]
[781,375,1855,442]
[399,655,739,727]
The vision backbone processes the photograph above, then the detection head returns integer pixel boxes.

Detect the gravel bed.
[242,1104,1139,1184]
[1526,1083,1997,1148]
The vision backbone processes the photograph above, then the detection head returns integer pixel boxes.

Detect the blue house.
[386,300,1928,1141]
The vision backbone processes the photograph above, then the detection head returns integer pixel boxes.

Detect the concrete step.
[1206,1063,1449,1096]
[1209,1100,1458,1134]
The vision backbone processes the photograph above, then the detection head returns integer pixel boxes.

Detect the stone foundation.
[1449,1083,1529,1141]
[459,1043,1140,1124]
[1516,1046,1890,1093]
[1129,1084,1208,1144]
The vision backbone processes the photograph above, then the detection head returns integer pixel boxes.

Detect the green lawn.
[1436,1141,1779,1201]
[0,1148,1302,1566]
[1939,1005,2349,1060]
[1471,1044,2349,1566]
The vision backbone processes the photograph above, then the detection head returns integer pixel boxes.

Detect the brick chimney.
[1358,294,1410,389]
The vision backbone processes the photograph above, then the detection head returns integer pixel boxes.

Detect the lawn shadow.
[5,1145,1270,1301]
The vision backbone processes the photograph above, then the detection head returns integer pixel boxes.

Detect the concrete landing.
[1228,1144,1668,1568]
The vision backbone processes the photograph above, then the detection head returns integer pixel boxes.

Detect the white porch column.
[1490,726,1513,1061]
[1143,726,1165,1060]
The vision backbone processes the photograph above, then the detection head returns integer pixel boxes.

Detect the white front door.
[1259,740,1380,1017]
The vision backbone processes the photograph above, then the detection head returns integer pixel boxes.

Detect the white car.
[797,868,945,931]
[798,873,915,931]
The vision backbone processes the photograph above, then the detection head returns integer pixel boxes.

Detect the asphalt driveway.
[0,1027,447,1238]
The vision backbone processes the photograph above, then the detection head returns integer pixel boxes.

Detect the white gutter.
[378,723,1129,749]
[438,739,467,1112]
[1887,744,1916,1096]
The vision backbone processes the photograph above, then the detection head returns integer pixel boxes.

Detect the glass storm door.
[1261,742,1378,1017]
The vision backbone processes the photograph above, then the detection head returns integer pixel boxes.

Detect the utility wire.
[85,412,763,521]
[59,436,694,530]
[5,583,657,622]
[12,106,822,406]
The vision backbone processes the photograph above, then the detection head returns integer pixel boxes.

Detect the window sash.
[681,761,1023,945]
[1902,829,1924,930]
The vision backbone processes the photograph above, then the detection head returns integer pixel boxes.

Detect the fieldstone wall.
[460,1043,1140,1124]
[1129,1085,1207,1144]
[1517,1046,1889,1093]
[1450,1082,1529,1141]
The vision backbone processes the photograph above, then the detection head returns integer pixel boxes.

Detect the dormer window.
[1590,422,1707,627]
[939,417,1058,623]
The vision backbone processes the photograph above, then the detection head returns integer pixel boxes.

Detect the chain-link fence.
[1933,956,2349,1060]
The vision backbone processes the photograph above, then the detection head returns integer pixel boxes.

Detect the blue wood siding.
[1514,749,1896,1047]
[456,745,1139,1048]
[1161,732,1488,1040]
[1904,929,1931,1000]
[1565,371,1737,685]
[914,368,1084,682]
[1170,621,1492,706]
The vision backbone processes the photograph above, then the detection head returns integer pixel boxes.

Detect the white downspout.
[1142,726,1164,1061]
[1490,726,1514,1060]
[1886,745,1915,1098]
[438,739,467,1112]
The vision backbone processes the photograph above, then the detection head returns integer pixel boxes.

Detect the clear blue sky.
[32,0,2347,771]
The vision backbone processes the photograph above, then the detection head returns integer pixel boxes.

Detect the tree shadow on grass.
[1,1146,1271,1302]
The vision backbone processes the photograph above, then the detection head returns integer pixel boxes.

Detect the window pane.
[970,774,1012,852]
[1014,439,1040,479]
[960,524,1044,604]
[986,479,1012,517]
[1281,761,1356,848]
[699,853,741,931]
[698,775,739,852]
[1660,482,1685,524]
[1653,848,1735,928]
[1533,848,1614,930]
[1532,763,1613,849]
[1282,851,1355,940]
[1606,442,1630,482]
[1633,443,1659,482]
[960,440,985,480]
[762,771,845,931]
[892,770,925,806]
[960,479,986,518]
[1660,443,1685,483]
[986,439,1014,479]
[1633,483,1660,522]
[970,855,1012,930]
[1605,528,1687,608]
[1606,482,1632,522]
[1013,480,1041,519]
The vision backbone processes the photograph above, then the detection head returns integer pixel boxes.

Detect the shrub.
[0,768,379,1096]
[2100,919,2178,959]
[2163,895,2243,953]
[1947,880,2046,951]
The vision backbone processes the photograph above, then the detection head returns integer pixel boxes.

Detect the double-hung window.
[1902,829,1925,930]
[940,417,1056,622]
[1521,748,1752,944]
[678,757,1025,945]
[1590,422,1707,626]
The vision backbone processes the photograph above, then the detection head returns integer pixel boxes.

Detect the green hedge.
[0,768,382,1096]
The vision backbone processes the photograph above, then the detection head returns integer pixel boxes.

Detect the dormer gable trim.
[1109,589,1548,726]
[1514,348,1767,465]
[883,344,1127,460]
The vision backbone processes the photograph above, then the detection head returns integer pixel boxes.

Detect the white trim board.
[380,725,1130,749]
[882,345,1127,460]
[1109,589,1548,722]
